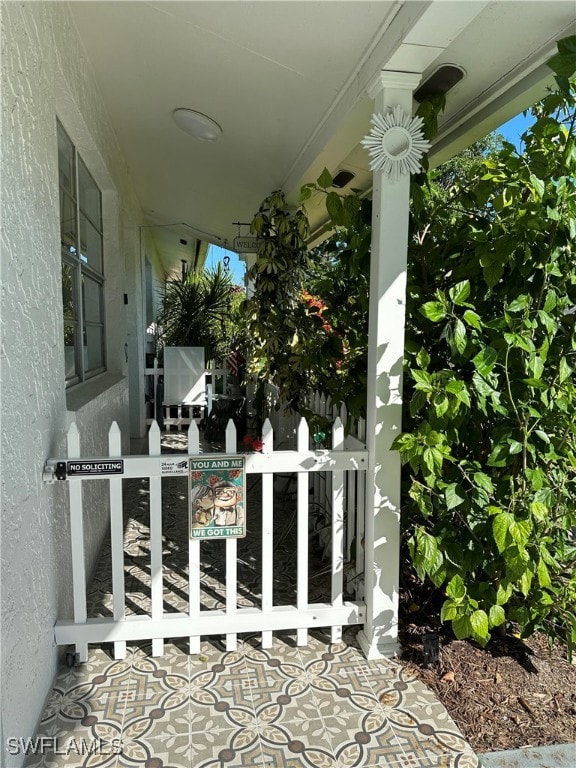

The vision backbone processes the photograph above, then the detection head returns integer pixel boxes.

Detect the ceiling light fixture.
[172,108,223,141]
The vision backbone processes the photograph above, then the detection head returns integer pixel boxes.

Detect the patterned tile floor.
[26,433,479,767]
[28,632,478,768]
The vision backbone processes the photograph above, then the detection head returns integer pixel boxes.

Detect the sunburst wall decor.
[360,105,431,181]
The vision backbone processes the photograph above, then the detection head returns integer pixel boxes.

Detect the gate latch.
[43,461,67,483]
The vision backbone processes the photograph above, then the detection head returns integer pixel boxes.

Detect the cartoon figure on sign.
[213,481,239,526]
[189,485,214,531]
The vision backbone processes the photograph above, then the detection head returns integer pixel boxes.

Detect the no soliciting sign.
[67,460,124,476]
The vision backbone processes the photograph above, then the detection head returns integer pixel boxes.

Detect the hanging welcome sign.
[189,456,246,539]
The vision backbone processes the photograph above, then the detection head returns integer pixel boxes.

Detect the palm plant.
[157,264,241,364]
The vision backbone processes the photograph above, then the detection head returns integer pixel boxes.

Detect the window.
[57,121,105,385]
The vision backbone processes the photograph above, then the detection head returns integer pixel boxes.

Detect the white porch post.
[357,71,421,659]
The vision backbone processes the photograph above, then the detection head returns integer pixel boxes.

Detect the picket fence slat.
[225,419,238,651]
[331,418,345,643]
[261,419,274,648]
[108,422,126,660]
[296,418,309,647]
[67,423,88,663]
[148,421,164,657]
[188,421,201,653]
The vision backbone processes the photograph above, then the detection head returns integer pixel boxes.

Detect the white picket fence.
[43,416,368,661]
[263,385,367,601]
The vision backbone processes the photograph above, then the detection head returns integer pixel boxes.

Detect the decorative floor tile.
[259,721,337,768]
[255,687,324,728]
[190,726,261,767]
[308,669,385,718]
[388,709,476,766]
[24,743,120,768]
[115,735,191,768]
[322,710,406,768]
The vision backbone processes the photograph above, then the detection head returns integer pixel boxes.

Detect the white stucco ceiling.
[68,1,575,272]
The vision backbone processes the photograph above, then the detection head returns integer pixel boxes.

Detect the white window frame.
[58,120,106,386]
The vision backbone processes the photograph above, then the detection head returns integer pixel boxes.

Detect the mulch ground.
[397,585,576,753]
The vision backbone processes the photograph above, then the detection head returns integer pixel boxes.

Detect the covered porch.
[2,2,575,767]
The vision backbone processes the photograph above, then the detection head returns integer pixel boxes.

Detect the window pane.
[82,275,102,323]
[79,214,103,273]
[62,262,76,320]
[57,123,75,194]
[84,325,104,372]
[60,190,77,254]
[78,159,101,227]
[64,321,77,380]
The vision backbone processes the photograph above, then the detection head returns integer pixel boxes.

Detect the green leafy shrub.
[395,39,576,653]
[245,36,576,654]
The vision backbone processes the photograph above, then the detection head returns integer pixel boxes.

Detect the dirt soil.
[396,586,576,754]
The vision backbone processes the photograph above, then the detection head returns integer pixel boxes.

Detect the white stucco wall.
[1,3,145,764]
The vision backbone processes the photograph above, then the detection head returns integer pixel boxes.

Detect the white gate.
[43,417,367,661]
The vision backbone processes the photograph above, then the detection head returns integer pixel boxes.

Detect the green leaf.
[416,348,430,369]
[489,604,506,628]
[509,518,532,548]
[470,609,490,641]
[317,168,333,189]
[473,347,498,378]
[507,294,530,313]
[452,614,473,640]
[509,440,523,455]
[493,512,511,553]
[449,280,470,306]
[483,261,503,288]
[445,380,471,407]
[529,174,545,200]
[326,192,344,225]
[537,310,558,336]
[463,309,482,330]
[559,357,573,384]
[445,483,465,510]
[419,301,447,322]
[446,574,466,601]
[537,558,551,588]
[504,332,534,352]
[530,500,548,521]
[453,319,467,354]
[415,526,438,572]
[535,430,550,444]
[411,369,433,391]
[473,472,494,494]
[548,50,576,78]
[487,442,508,468]
[530,355,545,380]
[441,601,459,622]
[496,581,513,605]
[433,393,449,418]
[519,569,533,597]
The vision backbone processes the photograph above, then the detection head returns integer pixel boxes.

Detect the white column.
[357,71,421,659]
